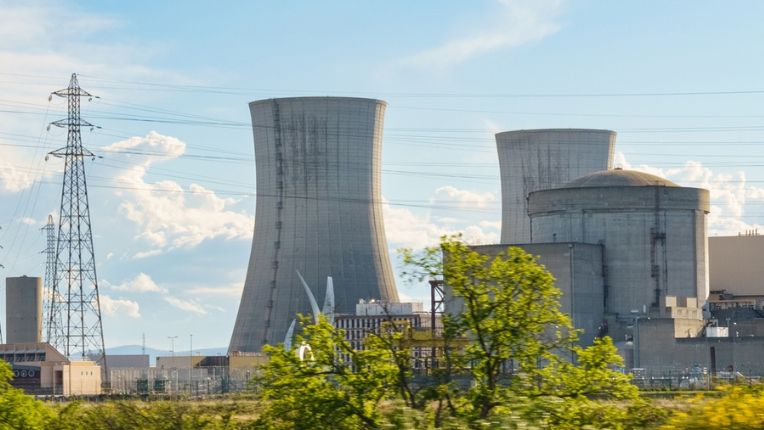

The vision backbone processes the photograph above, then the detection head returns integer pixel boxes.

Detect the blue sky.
[1,0,764,352]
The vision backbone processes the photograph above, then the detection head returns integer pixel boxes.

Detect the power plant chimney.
[6,276,43,344]
[229,97,399,352]
[496,129,616,243]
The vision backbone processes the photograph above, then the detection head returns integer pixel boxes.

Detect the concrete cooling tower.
[229,97,399,352]
[496,129,616,243]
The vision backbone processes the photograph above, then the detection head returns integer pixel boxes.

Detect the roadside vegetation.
[1,237,763,429]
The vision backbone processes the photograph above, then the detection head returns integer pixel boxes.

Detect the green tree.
[254,316,399,429]
[0,361,52,430]
[401,236,635,424]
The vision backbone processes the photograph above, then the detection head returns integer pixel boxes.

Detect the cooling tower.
[229,97,399,352]
[496,129,616,243]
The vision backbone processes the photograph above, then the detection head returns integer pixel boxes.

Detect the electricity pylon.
[41,214,56,344]
[46,74,106,370]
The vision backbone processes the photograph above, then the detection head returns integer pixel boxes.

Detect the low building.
[0,342,101,395]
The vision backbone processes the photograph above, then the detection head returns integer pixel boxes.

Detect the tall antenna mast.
[42,214,57,343]
[46,74,107,369]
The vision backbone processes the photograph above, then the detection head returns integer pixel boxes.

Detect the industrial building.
[0,342,101,395]
[496,129,615,243]
[2,276,103,395]
[528,169,710,321]
[708,233,764,308]
[230,97,399,353]
[443,127,764,377]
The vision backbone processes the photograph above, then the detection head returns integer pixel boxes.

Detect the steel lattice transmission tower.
[41,214,57,343]
[46,73,107,363]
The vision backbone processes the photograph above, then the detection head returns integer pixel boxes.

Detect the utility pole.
[189,334,193,391]
[45,74,107,378]
[168,335,178,395]
[168,336,178,358]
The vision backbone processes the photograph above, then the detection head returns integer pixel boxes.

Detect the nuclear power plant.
[220,95,764,376]
[229,97,399,352]
[5,83,764,395]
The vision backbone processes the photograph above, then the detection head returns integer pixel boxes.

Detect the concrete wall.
[529,186,709,319]
[446,243,605,345]
[709,235,764,296]
[90,354,149,369]
[230,97,399,352]
[5,276,42,344]
[157,355,206,369]
[495,129,615,244]
[635,318,764,374]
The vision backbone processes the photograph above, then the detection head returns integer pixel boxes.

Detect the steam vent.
[496,129,616,243]
[229,97,399,352]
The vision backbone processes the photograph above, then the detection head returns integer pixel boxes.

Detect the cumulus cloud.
[188,283,244,297]
[389,0,563,71]
[164,296,207,315]
[616,152,764,236]
[383,191,500,250]
[0,3,189,194]
[434,185,497,209]
[103,132,254,253]
[110,272,167,293]
[99,295,141,319]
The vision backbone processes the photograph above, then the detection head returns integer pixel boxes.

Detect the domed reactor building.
[229,97,399,352]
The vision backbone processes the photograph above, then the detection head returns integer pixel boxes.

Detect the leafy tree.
[254,315,399,429]
[0,360,52,430]
[401,236,635,423]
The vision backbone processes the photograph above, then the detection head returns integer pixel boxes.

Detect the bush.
[660,385,764,429]
[0,361,52,430]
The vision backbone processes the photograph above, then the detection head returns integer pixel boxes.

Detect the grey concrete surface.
[496,129,615,244]
[709,235,764,296]
[229,97,398,352]
[445,243,605,345]
[6,276,42,344]
[528,169,710,320]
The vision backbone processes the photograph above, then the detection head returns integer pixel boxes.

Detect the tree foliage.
[401,236,636,422]
[0,361,52,430]
[254,315,399,429]
[253,235,641,428]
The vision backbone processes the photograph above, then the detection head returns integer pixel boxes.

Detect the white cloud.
[434,185,497,209]
[100,294,141,319]
[616,152,764,236]
[389,0,563,71]
[19,217,37,225]
[133,249,163,259]
[164,296,207,315]
[104,132,254,252]
[188,283,244,297]
[383,194,499,250]
[111,272,167,293]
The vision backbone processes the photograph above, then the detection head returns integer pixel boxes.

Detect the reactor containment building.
[229,97,399,352]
